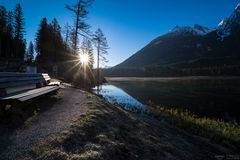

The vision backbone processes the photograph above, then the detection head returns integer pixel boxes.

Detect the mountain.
[217,3,240,41]
[106,4,240,77]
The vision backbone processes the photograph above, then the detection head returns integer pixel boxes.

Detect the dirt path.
[0,85,89,159]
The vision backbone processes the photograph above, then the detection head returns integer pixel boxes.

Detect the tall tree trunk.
[97,38,100,85]
[74,1,80,54]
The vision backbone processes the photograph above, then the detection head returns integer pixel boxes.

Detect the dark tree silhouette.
[0,6,7,31]
[51,18,63,63]
[13,3,25,60]
[35,17,69,73]
[14,3,25,40]
[0,6,7,58]
[0,4,26,71]
[35,17,48,64]
[6,11,13,36]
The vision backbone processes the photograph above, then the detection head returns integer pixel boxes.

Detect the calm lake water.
[93,84,148,113]
[94,77,240,122]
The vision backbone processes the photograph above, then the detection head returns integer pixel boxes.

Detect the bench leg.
[0,103,4,117]
[11,101,31,120]
[0,101,8,117]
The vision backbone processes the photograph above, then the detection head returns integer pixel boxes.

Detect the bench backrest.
[42,73,51,83]
[0,72,51,96]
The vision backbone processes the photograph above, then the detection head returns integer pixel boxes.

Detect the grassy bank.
[22,93,238,160]
[25,95,166,160]
[149,105,240,148]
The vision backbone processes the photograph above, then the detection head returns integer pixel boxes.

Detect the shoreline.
[94,90,240,150]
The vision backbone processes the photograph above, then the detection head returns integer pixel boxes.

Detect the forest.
[0,1,108,88]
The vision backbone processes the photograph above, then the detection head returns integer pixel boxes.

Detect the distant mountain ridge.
[169,24,213,36]
[106,4,240,77]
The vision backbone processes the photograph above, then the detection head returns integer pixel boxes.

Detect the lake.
[93,77,240,122]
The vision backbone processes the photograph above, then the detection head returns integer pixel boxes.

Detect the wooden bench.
[0,72,60,102]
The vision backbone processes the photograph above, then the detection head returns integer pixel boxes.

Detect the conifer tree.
[14,3,25,40]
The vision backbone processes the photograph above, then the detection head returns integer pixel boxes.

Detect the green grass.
[150,105,240,148]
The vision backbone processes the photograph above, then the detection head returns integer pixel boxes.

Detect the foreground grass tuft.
[150,105,240,148]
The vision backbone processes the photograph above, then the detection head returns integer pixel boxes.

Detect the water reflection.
[94,77,240,121]
[107,77,240,122]
[93,85,148,113]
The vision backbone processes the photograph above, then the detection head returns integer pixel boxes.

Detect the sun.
[79,53,89,65]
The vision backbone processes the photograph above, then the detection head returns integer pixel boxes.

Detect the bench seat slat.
[48,82,61,86]
[18,86,60,101]
[0,86,58,100]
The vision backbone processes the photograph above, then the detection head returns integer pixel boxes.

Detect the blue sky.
[1,0,239,67]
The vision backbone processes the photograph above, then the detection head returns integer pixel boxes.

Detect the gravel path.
[0,85,89,159]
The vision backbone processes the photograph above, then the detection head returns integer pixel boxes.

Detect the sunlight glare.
[79,53,89,65]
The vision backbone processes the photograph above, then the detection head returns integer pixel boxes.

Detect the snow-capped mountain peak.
[218,19,228,27]
[217,3,240,41]
[169,24,212,36]
[193,24,213,35]
[171,25,193,33]
[235,3,240,11]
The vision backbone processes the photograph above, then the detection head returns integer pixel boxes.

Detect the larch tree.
[63,22,70,46]
[66,0,93,54]
[92,28,109,84]
[80,38,94,69]
[69,27,77,53]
